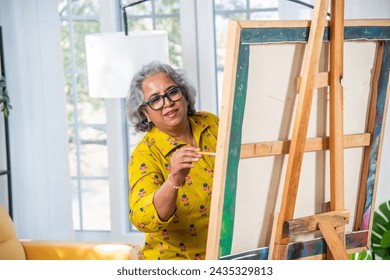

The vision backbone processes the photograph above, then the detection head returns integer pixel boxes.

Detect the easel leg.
[329,0,346,259]
[271,0,330,260]
[317,220,349,260]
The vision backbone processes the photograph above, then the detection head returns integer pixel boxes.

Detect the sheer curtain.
[0,0,73,240]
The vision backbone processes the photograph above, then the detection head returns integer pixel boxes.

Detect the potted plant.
[0,75,12,117]
[371,200,390,259]
[349,200,390,260]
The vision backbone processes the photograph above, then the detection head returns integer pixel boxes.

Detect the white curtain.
[0,0,73,240]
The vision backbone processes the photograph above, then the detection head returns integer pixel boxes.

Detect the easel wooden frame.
[272,0,348,260]
[206,18,390,260]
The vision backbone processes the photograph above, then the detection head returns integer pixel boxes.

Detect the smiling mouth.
[164,109,178,116]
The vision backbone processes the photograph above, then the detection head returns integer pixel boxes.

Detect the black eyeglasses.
[142,86,183,110]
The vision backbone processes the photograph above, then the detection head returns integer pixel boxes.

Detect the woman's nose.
[163,95,174,107]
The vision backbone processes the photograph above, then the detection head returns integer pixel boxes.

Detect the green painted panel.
[219,43,249,258]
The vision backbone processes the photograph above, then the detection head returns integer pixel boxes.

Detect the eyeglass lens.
[147,87,183,110]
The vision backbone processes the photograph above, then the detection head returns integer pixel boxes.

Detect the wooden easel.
[205,3,390,260]
[271,0,349,260]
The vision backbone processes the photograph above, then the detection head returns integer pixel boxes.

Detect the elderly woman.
[126,61,219,260]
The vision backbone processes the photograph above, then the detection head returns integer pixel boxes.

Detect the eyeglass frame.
[141,85,184,111]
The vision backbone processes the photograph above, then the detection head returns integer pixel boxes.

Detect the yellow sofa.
[0,204,142,260]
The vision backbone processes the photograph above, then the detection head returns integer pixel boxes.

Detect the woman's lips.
[164,109,178,117]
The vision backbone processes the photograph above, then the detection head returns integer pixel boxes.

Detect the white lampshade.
[85,30,169,98]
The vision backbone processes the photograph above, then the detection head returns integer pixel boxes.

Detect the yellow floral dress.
[128,111,219,260]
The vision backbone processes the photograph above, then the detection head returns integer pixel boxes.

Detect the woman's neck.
[168,120,196,147]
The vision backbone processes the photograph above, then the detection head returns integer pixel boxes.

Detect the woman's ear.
[139,106,150,122]
[144,111,151,122]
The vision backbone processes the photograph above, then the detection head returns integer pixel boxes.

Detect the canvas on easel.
[206,15,390,260]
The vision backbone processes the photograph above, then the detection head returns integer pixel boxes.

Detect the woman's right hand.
[169,146,202,187]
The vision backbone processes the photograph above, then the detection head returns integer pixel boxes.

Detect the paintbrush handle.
[197,151,217,156]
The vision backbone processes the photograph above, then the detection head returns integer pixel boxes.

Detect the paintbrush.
[197,151,217,156]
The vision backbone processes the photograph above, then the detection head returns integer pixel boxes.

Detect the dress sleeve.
[128,146,175,233]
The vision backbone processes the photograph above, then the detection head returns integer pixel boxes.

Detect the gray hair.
[126,61,197,132]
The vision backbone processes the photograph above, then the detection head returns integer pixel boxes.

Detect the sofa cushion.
[21,241,142,260]
[0,204,26,260]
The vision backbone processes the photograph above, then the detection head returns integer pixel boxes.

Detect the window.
[122,0,182,68]
[59,0,111,231]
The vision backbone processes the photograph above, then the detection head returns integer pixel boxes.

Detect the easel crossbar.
[283,210,350,236]
[240,133,370,159]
